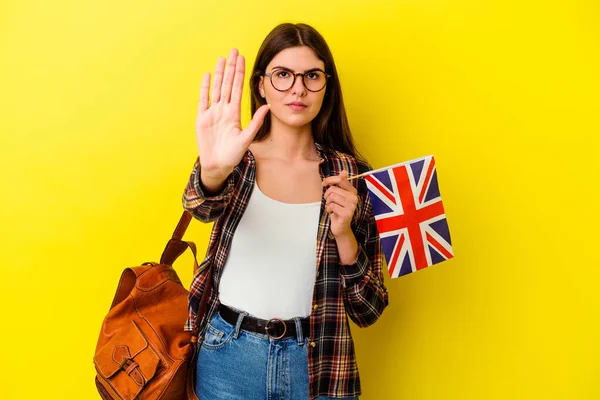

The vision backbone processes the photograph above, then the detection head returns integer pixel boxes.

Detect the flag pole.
[347,171,371,181]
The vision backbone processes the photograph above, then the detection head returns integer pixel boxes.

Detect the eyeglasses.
[264,68,331,92]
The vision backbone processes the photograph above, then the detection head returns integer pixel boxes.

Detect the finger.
[326,194,357,219]
[327,201,355,221]
[336,170,357,192]
[323,178,357,197]
[221,48,239,103]
[242,104,271,143]
[324,186,354,202]
[198,72,211,115]
[326,192,351,207]
[337,181,356,195]
[230,55,245,107]
[211,57,226,103]
[321,175,339,186]
[326,202,352,219]
[322,170,352,188]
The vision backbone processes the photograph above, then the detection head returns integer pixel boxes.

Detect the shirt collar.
[314,142,329,165]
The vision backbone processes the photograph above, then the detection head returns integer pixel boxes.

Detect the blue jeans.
[195,309,358,400]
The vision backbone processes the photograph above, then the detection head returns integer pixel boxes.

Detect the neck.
[252,119,319,162]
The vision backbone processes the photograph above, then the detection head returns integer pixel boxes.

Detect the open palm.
[196,48,270,177]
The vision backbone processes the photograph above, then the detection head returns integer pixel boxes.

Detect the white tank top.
[218,181,321,320]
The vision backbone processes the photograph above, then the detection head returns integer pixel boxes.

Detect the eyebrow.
[271,66,325,73]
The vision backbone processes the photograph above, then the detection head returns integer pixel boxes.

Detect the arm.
[184,48,269,222]
[323,169,389,327]
[339,191,389,328]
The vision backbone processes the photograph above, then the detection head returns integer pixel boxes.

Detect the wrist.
[199,167,232,195]
[333,228,354,241]
[334,231,359,265]
[200,163,233,180]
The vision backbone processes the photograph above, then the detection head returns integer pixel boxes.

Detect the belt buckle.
[265,318,287,340]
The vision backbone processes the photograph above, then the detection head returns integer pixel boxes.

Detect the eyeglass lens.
[270,70,326,91]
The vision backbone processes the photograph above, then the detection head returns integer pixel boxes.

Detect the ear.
[258,77,265,98]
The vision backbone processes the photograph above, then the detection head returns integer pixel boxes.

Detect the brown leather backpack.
[93,211,211,399]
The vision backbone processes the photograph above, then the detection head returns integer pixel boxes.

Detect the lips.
[286,102,307,111]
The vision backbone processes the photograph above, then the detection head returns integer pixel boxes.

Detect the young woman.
[182,23,389,400]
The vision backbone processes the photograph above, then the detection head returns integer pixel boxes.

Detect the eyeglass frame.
[263,67,332,92]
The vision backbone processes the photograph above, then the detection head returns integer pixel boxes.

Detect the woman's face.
[259,46,327,130]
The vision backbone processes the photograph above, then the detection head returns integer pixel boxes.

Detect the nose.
[290,73,307,96]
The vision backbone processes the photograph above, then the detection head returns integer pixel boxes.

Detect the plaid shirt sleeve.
[339,174,389,328]
[182,157,236,223]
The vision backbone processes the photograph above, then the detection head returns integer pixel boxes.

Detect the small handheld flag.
[360,155,453,278]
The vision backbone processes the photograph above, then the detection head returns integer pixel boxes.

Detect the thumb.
[242,104,270,142]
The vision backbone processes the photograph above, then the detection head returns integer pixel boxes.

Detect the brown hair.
[250,23,364,161]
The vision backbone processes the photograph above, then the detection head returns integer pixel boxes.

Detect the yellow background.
[1,0,598,398]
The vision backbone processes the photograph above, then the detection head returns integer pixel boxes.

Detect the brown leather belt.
[218,304,310,340]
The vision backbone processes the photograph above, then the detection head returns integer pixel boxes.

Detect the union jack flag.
[364,155,453,278]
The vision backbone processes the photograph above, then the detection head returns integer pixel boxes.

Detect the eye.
[306,72,319,80]
[275,70,290,78]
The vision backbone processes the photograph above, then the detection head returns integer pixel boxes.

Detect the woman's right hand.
[195,48,270,182]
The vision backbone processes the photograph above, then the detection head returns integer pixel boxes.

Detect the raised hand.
[195,48,270,182]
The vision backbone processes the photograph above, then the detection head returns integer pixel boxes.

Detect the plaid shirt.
[182,142,389,399]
